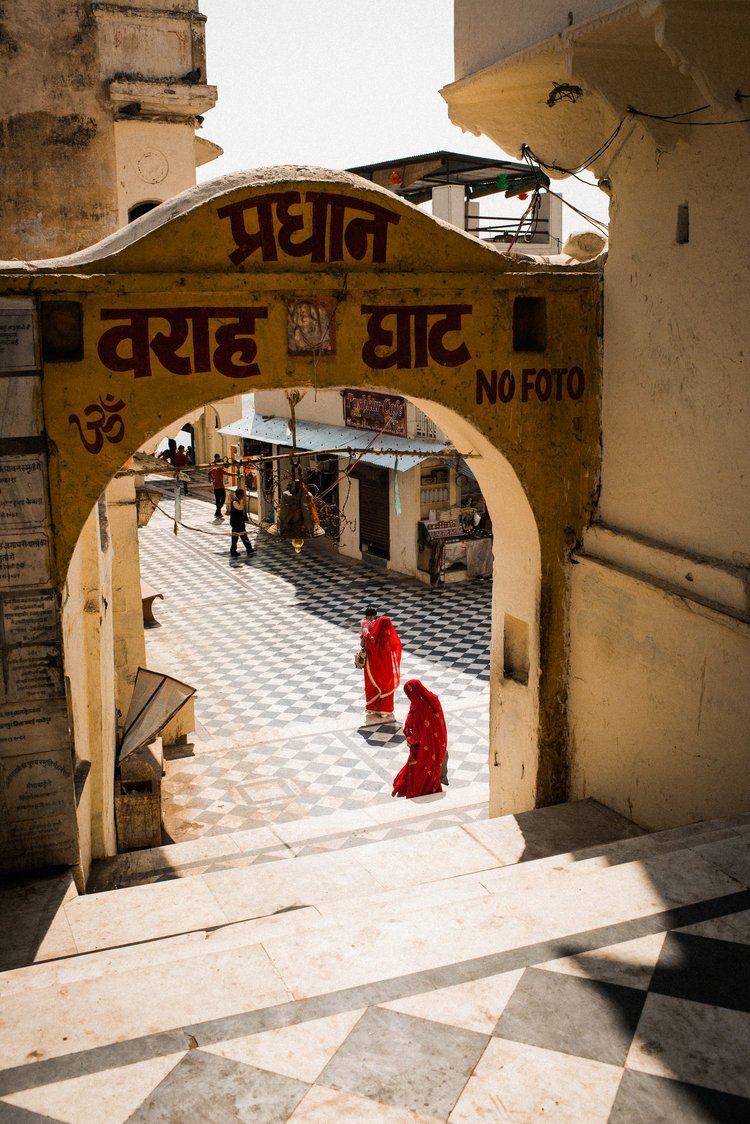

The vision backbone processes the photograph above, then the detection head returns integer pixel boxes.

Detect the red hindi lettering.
[216,194,286,265]
[276,193,328,261]
[218,190,400,266]
[150,308,212,375]
[360,304,472,370]
[97,307,268,380]
[97,309,153,379]
[212,307,268,377]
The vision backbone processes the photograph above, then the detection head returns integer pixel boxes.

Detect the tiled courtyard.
[138,489,491,838]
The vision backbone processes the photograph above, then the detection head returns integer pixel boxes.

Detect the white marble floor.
[1,804,748,1121]
[136,492,491,837]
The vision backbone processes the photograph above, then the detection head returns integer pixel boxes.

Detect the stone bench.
[140,580,164,627]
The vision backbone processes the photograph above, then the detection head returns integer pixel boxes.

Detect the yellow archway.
[0,168,601,875]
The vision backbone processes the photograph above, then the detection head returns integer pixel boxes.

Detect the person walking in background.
[174,444,189,495]
[362,609,402,718]
[208,453,227,519]
[159,433,175,460]
[392,679,448,798]
[229,487,255,557]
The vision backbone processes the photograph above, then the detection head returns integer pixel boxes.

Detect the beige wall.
[254,389,346,427]
[454,0,621,79]
[417,401,540,816]
[62,503,118,877]
[448,0,750,828]
[599,127,749,563]
[567,118,750,825]
[114,121,200,227]
[108,472,147,724]
[387,468,420,579]
[570,559,750,829]
[337,465,361,561]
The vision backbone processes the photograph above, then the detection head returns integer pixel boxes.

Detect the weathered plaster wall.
[567,124,750,826]
[447,0,750,830]
[0,2,117,258]
[114,121,200,227]
[453,0,623,80]
[62,503,117,876]
[0,0,213,259]
[570,559,750,829]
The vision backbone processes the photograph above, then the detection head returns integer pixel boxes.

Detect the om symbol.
[69,394,126,454]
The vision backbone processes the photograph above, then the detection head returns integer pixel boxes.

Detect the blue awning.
[220,414,449,473]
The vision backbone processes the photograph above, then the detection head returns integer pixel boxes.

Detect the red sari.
[392,680,448,798]
[364,616,402,713]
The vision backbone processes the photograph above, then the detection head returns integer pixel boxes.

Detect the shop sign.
[344,390,407,436]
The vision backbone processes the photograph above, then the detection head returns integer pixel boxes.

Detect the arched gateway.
[0,169,600,878]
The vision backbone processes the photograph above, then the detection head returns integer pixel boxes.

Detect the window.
[128,201,161,222]
[413,408,437,440]
[513,296,547,352]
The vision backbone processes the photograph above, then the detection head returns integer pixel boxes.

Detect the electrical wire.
[551,193,609,236]
[521,141,609,238]
[522,116,627,177]
[629,102,711,120]
[506,190,541,252]
[143,489,246,538]
[628,103,750,125]
[522,95,748,201]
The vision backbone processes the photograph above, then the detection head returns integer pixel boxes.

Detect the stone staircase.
[0,799,747,1121]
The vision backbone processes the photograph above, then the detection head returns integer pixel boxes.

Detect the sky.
[197,0,609,241]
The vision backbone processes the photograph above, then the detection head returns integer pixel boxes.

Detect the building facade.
[443,0,750,828]
[0,0,221,880]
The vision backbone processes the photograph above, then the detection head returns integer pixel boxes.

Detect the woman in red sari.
[363,612,402,717]
[392,679,448,798]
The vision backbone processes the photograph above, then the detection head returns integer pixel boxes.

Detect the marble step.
[10,802,748,982]
[88,787,637,892]
[1,810,747,1019]
[2,794,638,974]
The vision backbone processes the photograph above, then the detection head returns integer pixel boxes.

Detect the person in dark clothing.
[229,488,255,556]
[174,445,189,495]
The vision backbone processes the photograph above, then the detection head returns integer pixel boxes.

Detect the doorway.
[355,463,390,560]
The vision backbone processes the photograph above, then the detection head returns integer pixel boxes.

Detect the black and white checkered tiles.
[139,494,491,835]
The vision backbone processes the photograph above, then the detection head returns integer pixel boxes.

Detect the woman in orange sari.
[392,679,448,798]
[363,611,402,717]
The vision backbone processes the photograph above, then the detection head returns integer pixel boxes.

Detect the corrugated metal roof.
[220,415,448,473]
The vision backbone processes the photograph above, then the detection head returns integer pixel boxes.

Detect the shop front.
[221,388,493,584]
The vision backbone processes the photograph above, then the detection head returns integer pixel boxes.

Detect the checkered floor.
[138,491,490,837]
[120,887,750,1121]
[21,870,748,1120]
